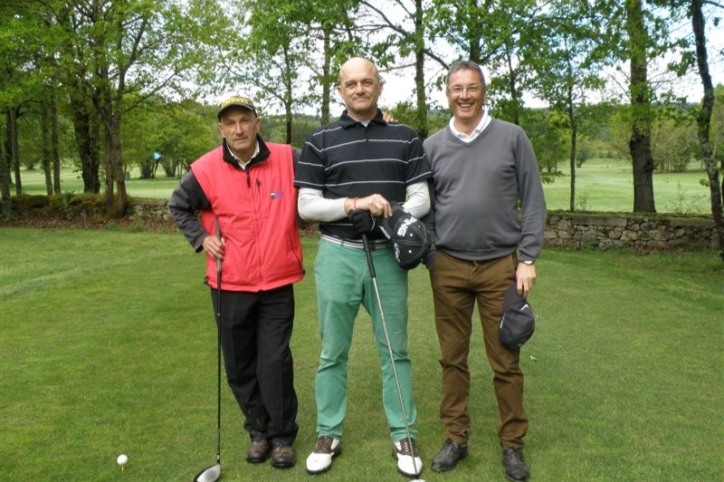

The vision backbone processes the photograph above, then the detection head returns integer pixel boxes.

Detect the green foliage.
[122,97,218,178]
[10,194,48,214]
[262,115,320,149]
[46,192,106,220]
[522,109,569,175]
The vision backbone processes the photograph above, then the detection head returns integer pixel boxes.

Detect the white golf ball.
[117,454,128,465]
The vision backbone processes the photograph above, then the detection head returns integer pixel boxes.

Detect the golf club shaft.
[361,234,419,477]
[215,219,222,464]
[215,258,221,464]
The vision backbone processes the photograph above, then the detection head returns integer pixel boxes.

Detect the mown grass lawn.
[15,158,713,214]
[1,227,722,482]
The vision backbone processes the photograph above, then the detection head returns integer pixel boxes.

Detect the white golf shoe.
[306,436,341,475]
[393,438,423,477]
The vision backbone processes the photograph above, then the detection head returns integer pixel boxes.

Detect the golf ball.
[117,454,128,465]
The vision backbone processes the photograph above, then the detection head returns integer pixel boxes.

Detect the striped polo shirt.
[295,109,432,239]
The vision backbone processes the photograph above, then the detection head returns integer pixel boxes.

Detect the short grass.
[1,228,722,482]
[543,159,711,213]
[14,159,713,214]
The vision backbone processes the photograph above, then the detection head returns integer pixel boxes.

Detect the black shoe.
[431,439,468,473]
[270,441,296,469]
[502,448,529,482]
[246,436,271,463]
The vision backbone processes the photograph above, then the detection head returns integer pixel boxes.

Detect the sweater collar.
[449,110,492,143]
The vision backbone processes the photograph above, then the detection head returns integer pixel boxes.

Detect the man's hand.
[349,209,376,237]
[202,234,225,261]
[344,194,391,218]
[516,263,536,297]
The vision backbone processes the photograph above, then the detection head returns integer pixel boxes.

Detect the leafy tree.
[650,113,698,172]
[591,0,689,212]
[522,108,569,180]
[230,0,365,138]
[527,0,606,211]
[427,0,546,125]
[359,0,433,137]
[688,0,723,259]
[47,0,232,216]
[0,0,46,204]
[123,98,218,179]
[625,0,658,212]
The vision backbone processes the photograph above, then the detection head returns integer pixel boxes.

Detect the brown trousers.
[428,250,527,449]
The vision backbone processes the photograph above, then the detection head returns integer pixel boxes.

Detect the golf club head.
[193,463,220,482]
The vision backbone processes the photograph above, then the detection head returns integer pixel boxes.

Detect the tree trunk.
[8,107,21,196]
[413,0,428,139]
[414,49,428,139]
[69,94,102,193]
[1,110,11,216]
[569,84,577,212]
[104,112,128,218]
[505,45,521,126]
[626,0,656,212]
[40,94,53,196]
[321,24,332,126]
[285,102,293,145]
[691,0,723,260]
[50,86,61,194]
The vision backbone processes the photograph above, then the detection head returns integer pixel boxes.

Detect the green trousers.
[312,238,418,443]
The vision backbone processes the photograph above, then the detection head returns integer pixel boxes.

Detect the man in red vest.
[169,94,304,470]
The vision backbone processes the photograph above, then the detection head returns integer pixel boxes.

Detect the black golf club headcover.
[380,203,431,270]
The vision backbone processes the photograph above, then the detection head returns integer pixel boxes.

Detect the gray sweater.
[422,118,547,263]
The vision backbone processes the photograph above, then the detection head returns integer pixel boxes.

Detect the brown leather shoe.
[270,443,296,469]
[246,437,271,463]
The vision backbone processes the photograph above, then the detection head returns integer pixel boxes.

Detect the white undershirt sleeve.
[298,188,348,222]
[402,181,431,219]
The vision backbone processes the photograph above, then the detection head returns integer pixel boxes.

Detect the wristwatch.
[520,260,534,265]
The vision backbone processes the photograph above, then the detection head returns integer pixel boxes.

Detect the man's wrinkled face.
[218,108,260,159]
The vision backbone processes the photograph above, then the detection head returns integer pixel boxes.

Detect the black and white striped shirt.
[295,109,432,239]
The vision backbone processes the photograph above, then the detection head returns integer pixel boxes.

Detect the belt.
[321,234,391,250]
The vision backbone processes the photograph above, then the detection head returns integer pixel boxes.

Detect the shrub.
[47,193,106,220]
[11,194,48,215]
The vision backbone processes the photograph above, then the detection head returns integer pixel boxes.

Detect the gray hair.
[446,60,486,89]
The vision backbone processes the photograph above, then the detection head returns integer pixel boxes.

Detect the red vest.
[191,144,304,292]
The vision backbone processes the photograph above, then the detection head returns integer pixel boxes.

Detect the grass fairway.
[1,227,722,482]
[15,158,713,214]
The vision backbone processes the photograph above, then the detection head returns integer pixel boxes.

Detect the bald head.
[337,57,383,121]
[339,57,379,84]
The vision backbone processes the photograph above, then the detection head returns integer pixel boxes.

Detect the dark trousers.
[211,284,298,444]
[429,251,527,449]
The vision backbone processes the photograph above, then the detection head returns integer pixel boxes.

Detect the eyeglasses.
[448,84,483,95]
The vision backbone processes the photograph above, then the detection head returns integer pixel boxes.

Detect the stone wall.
[546,211,717,251]
[131,198,175,222]
[133,199,718,252]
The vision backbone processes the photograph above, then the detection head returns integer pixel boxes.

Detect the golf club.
[361,233,424,482]
[193,224,223,482]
